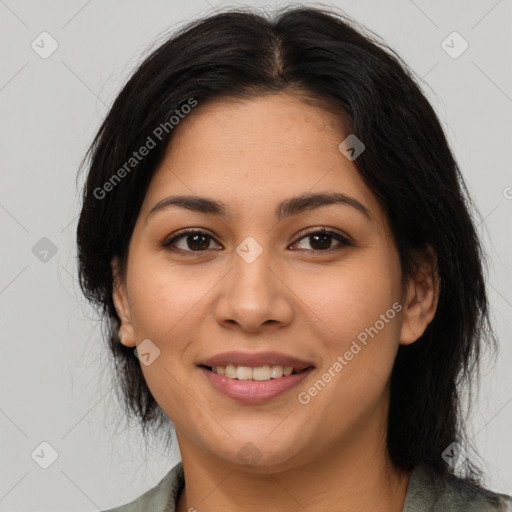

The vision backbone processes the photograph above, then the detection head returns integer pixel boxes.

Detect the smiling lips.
[198,351,315,403]
[200,350,313,370]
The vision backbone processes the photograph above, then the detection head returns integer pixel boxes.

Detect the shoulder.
[101,462,184,512]
[403,464,512,512]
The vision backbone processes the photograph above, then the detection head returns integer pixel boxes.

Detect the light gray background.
[1,0,511,510]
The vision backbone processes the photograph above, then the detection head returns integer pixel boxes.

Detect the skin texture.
[112,93,439,512]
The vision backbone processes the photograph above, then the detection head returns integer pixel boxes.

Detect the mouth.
[197,352,315,403]
[197,363,315,404]
[200,364,313,382]
[200,364,310,381]
[198,351,313,374]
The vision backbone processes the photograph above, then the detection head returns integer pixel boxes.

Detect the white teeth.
[270,365,284,378]
[253,365,271,381]
[211,364,296,380]
[236,366,253,380]
[225,364,237,378]
[283,366,293,376]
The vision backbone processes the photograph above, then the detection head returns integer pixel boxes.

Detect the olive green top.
[102,461,512,512]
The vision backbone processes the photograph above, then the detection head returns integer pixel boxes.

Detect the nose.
[213,242,294,334]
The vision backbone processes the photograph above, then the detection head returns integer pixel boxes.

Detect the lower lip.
[199,366,314,404]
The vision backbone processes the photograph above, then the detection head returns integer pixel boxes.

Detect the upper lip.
[198,351,314,371]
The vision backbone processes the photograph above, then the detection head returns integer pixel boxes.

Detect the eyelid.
[162,228,221,250]
[162,227,352,253]
[291,228,352,251]
[294,227,351,244]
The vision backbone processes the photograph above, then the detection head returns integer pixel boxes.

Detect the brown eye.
[292,229,351,252]
[162,230,221,252]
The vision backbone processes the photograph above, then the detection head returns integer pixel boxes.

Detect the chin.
[210,435,311,473]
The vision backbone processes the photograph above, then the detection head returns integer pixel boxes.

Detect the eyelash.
[161,228,352,255]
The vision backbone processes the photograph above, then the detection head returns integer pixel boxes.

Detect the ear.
[399,245,440,345]
[111,256,136,347]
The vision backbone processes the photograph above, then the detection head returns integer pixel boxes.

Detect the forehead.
[166,92,347,157]
[140,93,384,227]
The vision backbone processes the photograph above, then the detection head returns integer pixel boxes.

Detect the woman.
[76,5,512,511]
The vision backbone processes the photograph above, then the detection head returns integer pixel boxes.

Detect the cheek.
[124,255,221,392]
[124,260,201,413]
[295,297,400,426]
[294,253,400,346]
[293,249,402,412]
[126,255,211,341]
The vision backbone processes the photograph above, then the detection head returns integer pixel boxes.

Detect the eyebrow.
[148,192,371,222]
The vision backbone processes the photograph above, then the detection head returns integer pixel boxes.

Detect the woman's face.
[112,92,428,471]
